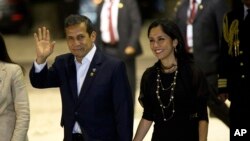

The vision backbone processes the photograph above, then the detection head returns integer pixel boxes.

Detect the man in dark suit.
[95,0,142,105]
[29,15,133,141]
[174,0,230,126]
[218,0,250,140]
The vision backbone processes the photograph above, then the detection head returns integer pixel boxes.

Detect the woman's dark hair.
[64,14,95,36]
[0,33,13,63]
[0,33,25,73]
[147,18,192,63]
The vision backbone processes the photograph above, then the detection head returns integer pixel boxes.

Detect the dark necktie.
[188,0,196,24]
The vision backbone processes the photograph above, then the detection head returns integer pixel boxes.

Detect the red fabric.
[108,2,116,44]
[188,0,196,24]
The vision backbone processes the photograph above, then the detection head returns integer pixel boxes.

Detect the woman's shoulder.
[0,62,23,79]
[0,62,21,71]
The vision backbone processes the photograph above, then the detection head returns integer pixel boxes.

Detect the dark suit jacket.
[95,0,142,60]
[175,0,229,91]
[219,4,250,100]
[29,49,133,141]
[218,5,250,139]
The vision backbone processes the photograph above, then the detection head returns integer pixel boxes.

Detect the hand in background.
[34,27,56,64]
[217,93,229,103]
[125,46,136,55]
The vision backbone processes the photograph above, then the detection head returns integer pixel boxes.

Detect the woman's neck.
[160,57,177,68]
[160,57,178,73]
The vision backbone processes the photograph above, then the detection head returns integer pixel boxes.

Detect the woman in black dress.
[133,19,209,141]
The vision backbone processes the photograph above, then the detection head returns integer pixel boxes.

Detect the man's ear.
[91,31,97,41]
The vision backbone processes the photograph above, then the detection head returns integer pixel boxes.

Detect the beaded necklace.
[156,67,178,122]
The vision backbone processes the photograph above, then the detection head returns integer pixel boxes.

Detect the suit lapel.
[67,56,78,103]
[77,50,102,104]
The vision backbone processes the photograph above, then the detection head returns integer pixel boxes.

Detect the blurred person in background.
[29,15,133,141]
[57,0,80,38]
[95,0,143,105]
[79,0,101,24]
[133,19,209,141]
[0,33,30,141]
[218,0,250,140]
[136,0,166,24]
[57,0,100,37]
[174,0,230,126]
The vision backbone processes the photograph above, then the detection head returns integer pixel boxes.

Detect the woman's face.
[148,25,177,61]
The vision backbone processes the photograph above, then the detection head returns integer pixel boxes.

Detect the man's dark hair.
[64,14,95,35]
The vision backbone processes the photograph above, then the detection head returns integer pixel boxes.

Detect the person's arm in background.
[215,0,230,103]
[124,0,142,56]
[218,12,231,103]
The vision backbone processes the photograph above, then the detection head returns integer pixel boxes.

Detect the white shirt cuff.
[34,61,47,73]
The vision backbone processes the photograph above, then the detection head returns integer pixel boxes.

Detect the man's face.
[65,22,96,62]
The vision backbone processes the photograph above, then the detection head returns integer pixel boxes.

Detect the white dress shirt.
[100,0,120,43]
[186,0,202,49]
